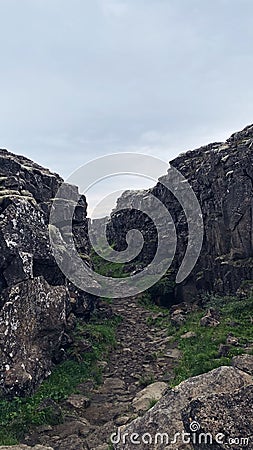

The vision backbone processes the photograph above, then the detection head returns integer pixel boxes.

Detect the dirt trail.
[24,297,179,450]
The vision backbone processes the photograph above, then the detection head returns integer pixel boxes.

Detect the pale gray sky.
[1,0,253,215]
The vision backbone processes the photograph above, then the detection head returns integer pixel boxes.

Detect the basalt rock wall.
[0,149,94,397]
[107,124,253,302]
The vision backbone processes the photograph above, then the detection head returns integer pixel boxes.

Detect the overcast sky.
[1,0,253,216]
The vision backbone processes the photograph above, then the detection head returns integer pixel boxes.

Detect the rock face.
[0,149,93,397]
[183,385,253,450]
[0,277,67,397]
[107,124,253,302]
[232,354,253,375]
[113,366,253,450]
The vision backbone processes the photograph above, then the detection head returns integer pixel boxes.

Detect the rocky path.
[23,297,179,450]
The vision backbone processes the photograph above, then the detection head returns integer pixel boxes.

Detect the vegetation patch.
[0,316,121,445]
[91,247,128,278]
[148,398,158,409]
[170,295,253,385]
[140,289,253,387]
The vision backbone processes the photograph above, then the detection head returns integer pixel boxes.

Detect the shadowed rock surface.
[107,124,253,302]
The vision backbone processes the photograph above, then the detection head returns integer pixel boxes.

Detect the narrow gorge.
[0,124,253,449]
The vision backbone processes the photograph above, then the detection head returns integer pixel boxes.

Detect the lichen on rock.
[0,149,95,397]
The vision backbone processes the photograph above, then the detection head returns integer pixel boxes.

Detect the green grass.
[148,398,158,409]
[91,248,128,278]
[139,290,253,387]
[0,316,121,445]
[170,295,253,386]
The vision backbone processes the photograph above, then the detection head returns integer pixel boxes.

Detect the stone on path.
[132,381,168,412]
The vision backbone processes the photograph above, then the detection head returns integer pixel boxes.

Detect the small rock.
[245,345,253,353]
[153,312,167,319]
[94,300,113,319]
[171,308,184,316]
[114,415,131,426]
[217,344,231,357]
[161,373,173,382]
[66,394,91,409]
[32,425,53,433]
[156,329,168,337]
[163,335,174,343]
[52,419,92,438]
[226,334,239,346]
[116,394,133,402]
[164,348,182,359]
[132,381,168,412]
[170,303,188,314]
[180,331,196,339]
[76,339,93,353]
[130,373,141,380]
[226,320,240,327]
[76,379,95,394]
[53,434,88,449]
[100,377,126,393]
[85,420,115,447]
[171,313,186,327]
[200,309,220,327]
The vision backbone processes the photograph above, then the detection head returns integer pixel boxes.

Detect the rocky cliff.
[0,149,94,397]
[108,124,253,303]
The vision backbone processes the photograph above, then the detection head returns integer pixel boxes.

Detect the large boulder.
[0,277,67,397]
[113,366,253,449]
